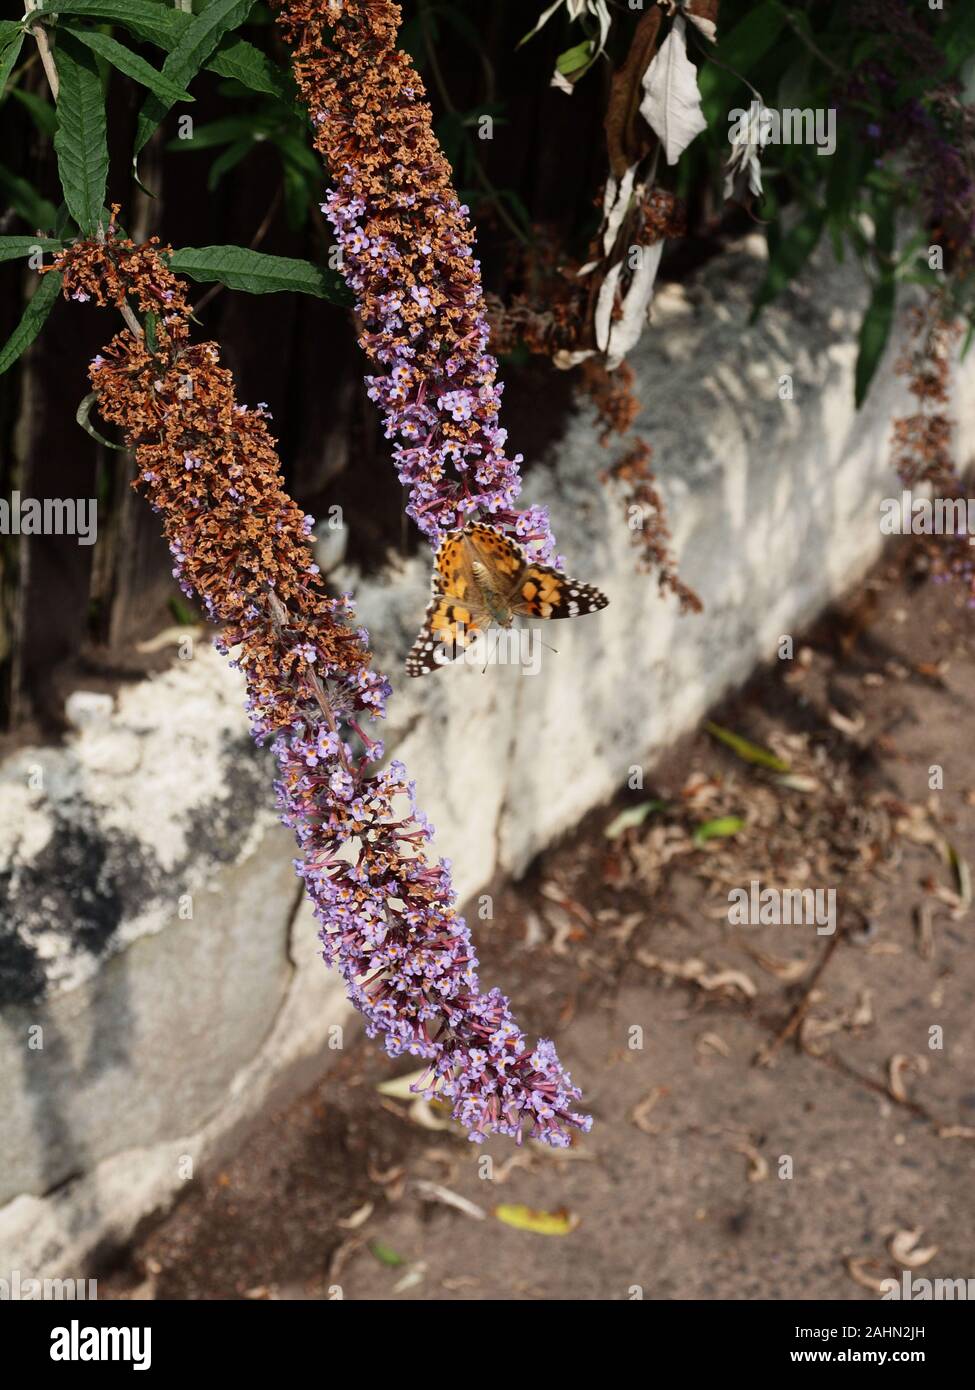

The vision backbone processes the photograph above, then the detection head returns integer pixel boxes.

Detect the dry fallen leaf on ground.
[494,1205,580,1236]
[887,1229,939,1270]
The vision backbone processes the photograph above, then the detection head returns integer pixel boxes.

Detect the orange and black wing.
[512,562,609,620]
[406,532,481,676]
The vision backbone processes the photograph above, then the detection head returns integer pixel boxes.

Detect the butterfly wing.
[466,522,609,618]
[406,532,484,677]
[406,523,609,675]
[465,522,526,593]
[511,562,609,620]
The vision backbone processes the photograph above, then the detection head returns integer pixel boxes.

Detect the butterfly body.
[406,521,609,676]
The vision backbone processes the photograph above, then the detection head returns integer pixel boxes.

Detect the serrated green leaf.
[168,245,348,301]
[0,21,23,48]
[134,0,256,159]
[206,34,291,102]
[0,32,24,99]
[0,270,62,375]
[854,276,895,408]
[53,34,109,235]
[65,26,195,105]
[0,235,64,263]
[33,0,188,51]
[76,390,124,450]
[704,722,791,773]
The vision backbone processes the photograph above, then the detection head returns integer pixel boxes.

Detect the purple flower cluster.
[270,698,591,1146]
[322,182,559,563]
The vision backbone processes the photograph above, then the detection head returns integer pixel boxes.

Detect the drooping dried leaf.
[685,0,719,43]
[639,14,707,167]
[606,239,665,368]
[601,163,637,257]
[604,7,662,179]
[594,261,623,352]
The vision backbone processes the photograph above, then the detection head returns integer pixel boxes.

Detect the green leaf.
[825,132,865,225]
[76,390,125,450]
[65,26,195,105]
[10,87,59,137]
[945,841,973,911]
[0,235,64,263]
[700,0,787,105]
[0,20,23,48]
[604,801,667,840]
[168,595,197,625]
[555,40,593,77]
[0,162,59,231]
[165,114,258,151]
[854,277,895,408]
[53,34,109,235]
[168,245,348,301]
[704,722,790,773]
[207,136,252,190]
[0,31,24,99]
[206,34,291,102]
[693,816,744,847]
[937,3,975,76]
[751,207,825,318]
[369,1241,406,1268]
[32,1,188,51]
[281,163,308,231]
[134,0,256,159]
[0,270,62,375]
[36,4,292,104]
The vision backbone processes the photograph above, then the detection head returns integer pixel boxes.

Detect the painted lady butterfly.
[406,521,609,676]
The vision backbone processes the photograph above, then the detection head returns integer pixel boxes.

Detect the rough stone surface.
[2,240,974,1275]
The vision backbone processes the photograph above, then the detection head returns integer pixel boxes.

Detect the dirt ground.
[98,543,975,1301]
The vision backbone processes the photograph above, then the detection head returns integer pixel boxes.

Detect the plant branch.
[24,0,60,101]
